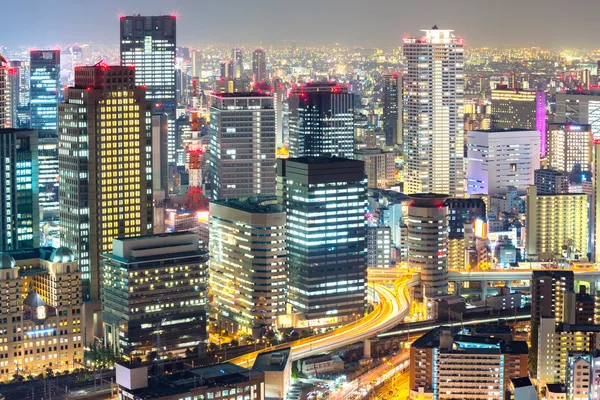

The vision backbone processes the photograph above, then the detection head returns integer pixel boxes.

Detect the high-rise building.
[59,63,153,301]
[30,50,60,132]
[1,58,19,129]
[120,15,177,164]
[289,82,354,159]
[366,226,392,268]
[101,232,207,359]
[444,197,486,270]
[232,48,243,79]
[191,50,202,78]
[555,91,600,140]
[220,59,234,79]
[403,27,464,196]
[252,48,266,82]
[278,157,367,326]
[0,129,39,251]
[0,55,7,127]
[466,129,540,196]
[526,185,588,261]
[409,328,528,399]
[382,73,402,147]
[547,123,592,174]
[30,51,60,219]
[490,87,546,155]
[208,92,276,200]
[356,149,396,189]
[534,169,570,195]
[593,140,600,263]
[0,247,83,381]
[209,197,286,337]
[407,194,449,300]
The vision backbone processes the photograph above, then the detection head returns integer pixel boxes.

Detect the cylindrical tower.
[407,194,449,300]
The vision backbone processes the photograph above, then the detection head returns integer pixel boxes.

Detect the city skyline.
[2,0,600,49]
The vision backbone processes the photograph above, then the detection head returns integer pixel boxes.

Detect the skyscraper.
[0,55,7,128]
[0,129,39,251]
[403,27,464,196]
[209,197,286,337]
[120,15,177,164]
[555,91,600,140]
[30,50,60,132]
[232,47,243,79]
[252,48,266,82]
[208,92,276,200]
[59,63,153,301]
[30,50,60,219]
[278,157,367,326]
[220,59,234,79]
[382,73,402,147]
[288,82,355,159]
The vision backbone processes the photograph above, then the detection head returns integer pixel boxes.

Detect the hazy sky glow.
[2,0,600,49]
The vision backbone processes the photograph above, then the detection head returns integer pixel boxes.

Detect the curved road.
[230,271,418,366]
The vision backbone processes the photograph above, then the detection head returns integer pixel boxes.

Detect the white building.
[466,129,540,197]
[367,226,392,268]
[403,27,464,196]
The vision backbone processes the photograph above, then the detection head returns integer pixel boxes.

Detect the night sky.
[3,0,600,48]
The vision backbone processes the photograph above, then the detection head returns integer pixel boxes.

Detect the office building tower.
[278,157,367,326]
[0,55,7,127]
[38,131,59,220]
[101,232,207,358]
[220,59,234,79]
[403,27,464,196]
[252,48,266,82]
[444,197,486,270]
[490,87,546,155]
[526,186,588,261]
[467,129,540,196]
[534,169,569,195]
[209,198,286,338]
[30,50,60,132]
[289,82,354,159]
[0,129,39,251]
[382,73,402,147]
[9,60,30,129]
[547,123,592,174]
[0,247,82,381]
[594,141,600,263]
[555,91,600,140]
[208,92,276,200]
[191,50,202,78]
[232,48,243,79]
[120,15,177,164]
[356,149,396,189]
[273,83,285,149]
[407,194,449,300]
[151,114,169,196]
[366,226,392,268]
[409,328,528,400]
[59,63,153,301]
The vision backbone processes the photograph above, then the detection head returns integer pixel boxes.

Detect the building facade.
[278,158,367,327]
[555,91,600,140]
[407,194,449,300]
[101,233,208,359]
[547,123,592,174]
[366,226,392,268]
[120,15,177,164]
[0,247,82,381]
[252,48,266,82]
[526,186,588,261]
[208,92,276,200]
[403,27,464,196]
[356,149,396,189]
[288,83,355,159]
[0,129,39,251]
[534,169,569,195]
[467,129,540,196]
[382,73,401,146]
[209,198,286,338]
[30,50,60,132]
[59,64,153,301]
[490,87,546,155]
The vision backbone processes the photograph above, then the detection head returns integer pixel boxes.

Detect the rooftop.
[546,383,567,394]
[212,197,283,214]
[287,156,362,165]
[511,377,533,388]
[252,347,291,372]
[470,128,539,133]
[210,91,272,98]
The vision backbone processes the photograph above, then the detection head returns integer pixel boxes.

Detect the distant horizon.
[2,0,600,51]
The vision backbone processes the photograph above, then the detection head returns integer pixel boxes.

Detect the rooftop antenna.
[432,24,438,30]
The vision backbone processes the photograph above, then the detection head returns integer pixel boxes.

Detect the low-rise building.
[487,287,522,311]
[117,362,265,400]
[545,383,567,400]
[252,347,292,400]
[0,247,83,381]
[300,354,344,376]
